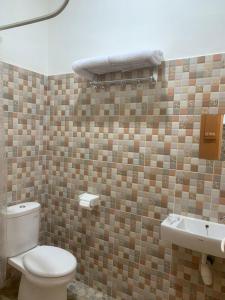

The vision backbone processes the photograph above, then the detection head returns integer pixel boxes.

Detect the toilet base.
[18,274,67,300]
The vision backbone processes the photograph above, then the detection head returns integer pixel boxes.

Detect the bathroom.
[1,0,225,299]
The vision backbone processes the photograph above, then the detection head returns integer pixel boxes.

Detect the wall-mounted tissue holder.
[79,193,99,210]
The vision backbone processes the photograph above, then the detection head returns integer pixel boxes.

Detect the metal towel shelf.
[89,69,158,88]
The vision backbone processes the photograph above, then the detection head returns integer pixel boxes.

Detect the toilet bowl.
[9,246,77,300]
[5,202,77,300]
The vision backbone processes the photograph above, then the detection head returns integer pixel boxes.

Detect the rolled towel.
[72,56,109,80]
[72,49,163,80]
[109,50,163,69]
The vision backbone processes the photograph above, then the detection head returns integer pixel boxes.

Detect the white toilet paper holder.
[79,193,99,210]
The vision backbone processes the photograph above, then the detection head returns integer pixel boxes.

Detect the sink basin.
[161,214,225,258]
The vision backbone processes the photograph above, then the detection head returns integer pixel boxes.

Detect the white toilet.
[5,202,77,300]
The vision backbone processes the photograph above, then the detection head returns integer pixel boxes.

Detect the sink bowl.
[161,214,225,258]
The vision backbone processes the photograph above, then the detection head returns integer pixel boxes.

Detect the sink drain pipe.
[200,254,213,286]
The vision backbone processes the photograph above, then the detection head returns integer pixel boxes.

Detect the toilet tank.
[6,202,40,257]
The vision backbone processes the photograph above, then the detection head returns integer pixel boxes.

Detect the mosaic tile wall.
[47,53,225,299]
[0,61,48,243]
[2,53,225,299]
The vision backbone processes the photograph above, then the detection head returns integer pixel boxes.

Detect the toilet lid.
[23,246,77,278]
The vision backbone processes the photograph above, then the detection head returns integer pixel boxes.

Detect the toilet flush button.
[19,205,26,208]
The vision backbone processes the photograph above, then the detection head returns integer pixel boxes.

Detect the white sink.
[161,214,225,258]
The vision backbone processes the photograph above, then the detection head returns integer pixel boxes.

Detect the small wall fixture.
[199,114,223,160]
[79,193,99,210]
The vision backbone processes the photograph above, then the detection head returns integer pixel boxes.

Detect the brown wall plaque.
[199,114,224,160]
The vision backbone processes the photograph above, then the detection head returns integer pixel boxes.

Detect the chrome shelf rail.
[89,68,158,88]
[90,76,155,87]
[0,0,69,31]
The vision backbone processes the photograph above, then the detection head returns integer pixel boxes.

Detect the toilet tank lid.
[6,202,40,218]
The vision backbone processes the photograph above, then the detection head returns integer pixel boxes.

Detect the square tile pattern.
[0,280,111,300]
[2,54,225,299]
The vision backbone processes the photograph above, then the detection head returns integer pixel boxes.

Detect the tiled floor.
[0,280,112,300]
[68,281,113,299]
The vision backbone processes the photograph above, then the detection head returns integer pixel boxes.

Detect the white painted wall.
[1,0,225,75]
[0,0,49,74]
[48,0,225,75]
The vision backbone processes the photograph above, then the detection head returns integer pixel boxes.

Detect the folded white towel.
[72,50,163,81]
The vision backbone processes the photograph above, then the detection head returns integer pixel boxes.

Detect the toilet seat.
[23,246,77,278]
